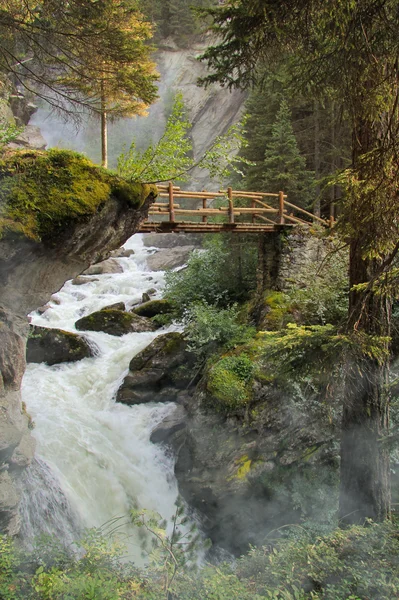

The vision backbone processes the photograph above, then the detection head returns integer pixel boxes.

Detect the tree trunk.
[338,115,392,524]
[101,83,108,169]
[313,100,321,217]
[339,244,391,524]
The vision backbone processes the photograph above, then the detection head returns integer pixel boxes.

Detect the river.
[20,235,184,561]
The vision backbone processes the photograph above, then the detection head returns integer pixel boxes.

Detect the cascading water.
[20,235,185,561]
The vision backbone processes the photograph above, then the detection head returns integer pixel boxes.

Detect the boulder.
[82,258,123,276]
[132,299,174,319]
[26,326,94,365]
[108,248,135,258]
[101,302,126,312]
[71,276,100,286]
[146,246,195,271]
[75,309,156,336]
[116,332,196,405]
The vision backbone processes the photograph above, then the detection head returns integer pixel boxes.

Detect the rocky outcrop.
[153,380,338,555]
[116,332,196,405]
[26,326,94,366]
[0,171,156,535]
[75,309,156,336]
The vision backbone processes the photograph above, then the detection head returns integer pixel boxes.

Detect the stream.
[20,235,184,561]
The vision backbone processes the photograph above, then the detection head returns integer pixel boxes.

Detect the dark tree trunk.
[339,243,391,524]
[338,115,392,524]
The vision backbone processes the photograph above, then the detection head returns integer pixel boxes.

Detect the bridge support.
[252,231,283,326]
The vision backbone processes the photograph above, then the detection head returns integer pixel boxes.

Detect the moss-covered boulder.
[0,148,157,243]
[116,332,196,405]
[132,299,174,319]
[75,309,155,336]
[26,325,94,365]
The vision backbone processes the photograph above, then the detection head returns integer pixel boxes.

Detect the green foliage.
[0,149,154,241]
[118,92,192,183]
[118,93,251,184]
[237,520,399,599]
[164,235,258,313]
[142,0,216,47]
[183,302,256,354]
[207,353,255,412]
[2,520,399,599]
[262,100,314,208]
[0,122,22,151]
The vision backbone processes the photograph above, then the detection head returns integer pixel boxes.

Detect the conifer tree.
[0,0,159,167]
[262,100,314,207]
[200,0,399,525]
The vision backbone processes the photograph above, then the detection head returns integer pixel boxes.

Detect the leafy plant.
[117,93,251,184]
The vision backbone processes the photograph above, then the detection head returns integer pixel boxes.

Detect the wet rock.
[146,246,195,271]
[71,276,100,286]
[75,309,156,336]
[132,299,174,319]
[82,258,123,275]
[146,288,157,296]
[108,248,135,258]
[142,293,151,303]
[150,404,187,444]
[26,325,94,365]
[101,302,126,312]
[116,332,196,405]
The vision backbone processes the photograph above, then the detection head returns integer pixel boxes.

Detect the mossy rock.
[132,299,174,318]
[26,325,94,365]
[75,309,156,336]
[116,332,197,405]
[0,148,157,242]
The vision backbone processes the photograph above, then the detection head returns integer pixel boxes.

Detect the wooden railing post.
[168,181,175,222]
[278,191,285,224]
[228,187,234,224]
[251,198,256,223]
[202,198,207,223]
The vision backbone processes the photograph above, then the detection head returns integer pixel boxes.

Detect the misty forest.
[2,1,399,598]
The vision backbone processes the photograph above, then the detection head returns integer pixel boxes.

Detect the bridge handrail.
[153,184,332,228]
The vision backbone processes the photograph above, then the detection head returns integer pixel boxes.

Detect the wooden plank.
[219,189,287,198]
[283,213,310,226]
[253,213,278,225]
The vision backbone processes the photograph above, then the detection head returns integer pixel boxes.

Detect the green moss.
[263,290,295,330]
[0,149,156,242]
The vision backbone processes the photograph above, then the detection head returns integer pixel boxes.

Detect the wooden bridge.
[138,183,332,234]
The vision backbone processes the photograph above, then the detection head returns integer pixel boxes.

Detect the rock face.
[75,309,156,336]
[154,382,337,556]
[0,182,156,535]
[116,332,196,405]
[26,326,94,366]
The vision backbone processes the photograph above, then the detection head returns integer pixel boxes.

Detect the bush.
[164,234,258,314]
[183,302,256,353]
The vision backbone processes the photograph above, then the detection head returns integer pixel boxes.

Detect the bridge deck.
[141,184,331,234]
[138,221,292,234]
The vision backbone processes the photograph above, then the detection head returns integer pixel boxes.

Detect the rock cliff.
[0,151,157,535]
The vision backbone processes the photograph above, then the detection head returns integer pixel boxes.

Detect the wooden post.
[278,191,285,224]
[251,199,256,223]
[202,198,207,223]
[168,181,175,223]
[228,187,234,224]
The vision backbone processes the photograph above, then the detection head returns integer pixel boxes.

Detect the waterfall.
[21,235,184,562]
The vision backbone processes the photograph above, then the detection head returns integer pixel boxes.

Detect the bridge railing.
[152,184,332,228]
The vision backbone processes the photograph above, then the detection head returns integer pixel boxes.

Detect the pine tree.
[262,100,314,207]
